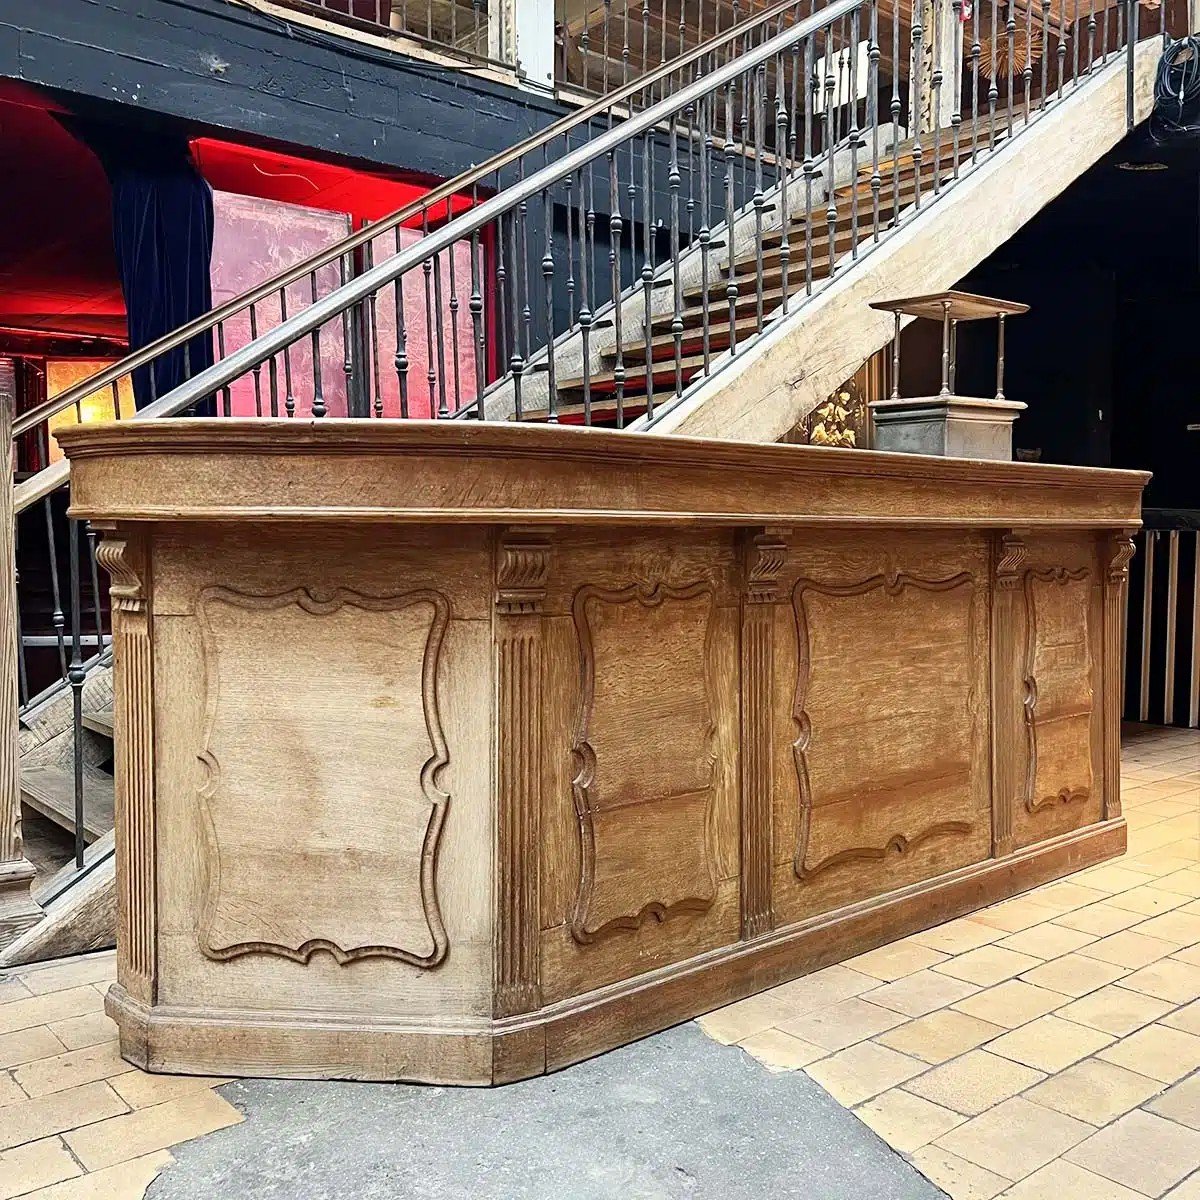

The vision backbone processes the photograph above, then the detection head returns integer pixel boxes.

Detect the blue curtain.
[64,121,215,413]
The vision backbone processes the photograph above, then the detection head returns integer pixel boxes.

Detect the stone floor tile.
[0,1137,81,1200]
[909,1145,1010,1200]
[1098,1024,1200,1083]
[985,1014,1114,1073]
[865,970,980,1018]
[1158,871,1200,898]
[12,1041,133,1100]
[104,1074,230,1112]
[934,1096,1095,1183]
[876,1010,1006,1065]
[735,1028,825,1072]
[1081,930,1179,969]
[0,1074,25,1107]
[935,946,1044,987]
[20,1150,173,1199]
[0,1082,126,1152]
[1018,953,1129,998]
[1108,887,1194,918]
[695,993,786,1045]
[953,980,1070,1029]
[1146,1071,1200,1131]
[997,923,1098,960]
[1025,1057,1164,1125]
[1143,799,1199,820]
[1076,864,1160,895]
[1122,959,1200,1005]
[0,1028,67,1073]
[63,1091,242,1172]
[44,1015,117,1055]
[1055,903,1148,937]
[0,981,29,1006]
[903,1049,1045,1116]
[974,898,1065,934]
[804,1041,926,1107]
[1030,882,1111,913]
[15,956,116,998]
[0,991,102,1040]
[909,920,1007,955]
[1065,1109,1200,1198]
[778,997,906,1051]
[1123,852,1198,877]
[1164,1000,1200,1035]
[1059,984,1175,1036]
[763,964,880,1016]
[996,1157,1152,1200]
[853,1088,965,1154]
[1132,909,1200,946]
[1165,1171,1200,1199]
[845,940,951,981]
[1180,937,1200,960]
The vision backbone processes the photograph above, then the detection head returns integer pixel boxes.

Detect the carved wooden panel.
[195,586,451,966]
[778,553,990,922]
[570,580,719,943]
[1102,534,1135,820]
[1021,567,1094,817]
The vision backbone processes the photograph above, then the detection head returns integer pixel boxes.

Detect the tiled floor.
[0,954,239,1199]
[699,723,1200,1200]
[0,723,1195,1200]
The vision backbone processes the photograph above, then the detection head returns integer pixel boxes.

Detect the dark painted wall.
[0,0,562,177]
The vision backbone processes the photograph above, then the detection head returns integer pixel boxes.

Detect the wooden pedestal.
[57,421,1146,1085]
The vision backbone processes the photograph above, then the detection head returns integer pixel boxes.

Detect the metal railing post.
[0,359,42,948]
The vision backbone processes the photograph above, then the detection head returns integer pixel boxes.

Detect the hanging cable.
[1150,35,1200,143]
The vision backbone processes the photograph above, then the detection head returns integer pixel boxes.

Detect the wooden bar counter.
[57,420,1147,1085]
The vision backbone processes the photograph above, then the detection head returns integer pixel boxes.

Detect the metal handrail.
[11,0,804,443]
[64,0,859,423]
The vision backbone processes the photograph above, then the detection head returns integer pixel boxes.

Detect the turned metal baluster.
[752,67,767,333]
[1006,0,1015,136]
[1101,0,1110,64]
[622,0,631,84]
[971,0,982,160]
[1087,0,1096,71]
[469,226,486,419]
[1042,0,1051,110]
[1023,0,1033,122]
[517,176,533,367]
[215,325,232,416]
[339,254,355,411]
[576,167,594,425]
[775,50,793,305]
[68,518,84,869]
[40,458,66,679]
[804,37,817,290]
[1073,0,1080,87]
[1059,0,1068,98]
[607,151,626,428]
[474,0,484,58]
[564,166,577,328]
[932,0,944,196]
[431,255,450,419]
[364,240,383,418]
[724,79,740,349]
[848,6,862,249]
[952,0,963,175]
[85,524,102,664]
[281,289,297,417]
[699,90,714,369]
[507,215,527,419]
[892,0,903,209]
[868,0,881,240]
[669,116,684,405]
[912,0,925,209]
[641,132,656,419]
[248,303,263,416]
[309,274,326,418]
[824,52,837,276]
[394,228,411,419]
[988,0,999,146]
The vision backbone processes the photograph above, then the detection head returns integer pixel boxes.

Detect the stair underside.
[21,766,114,844]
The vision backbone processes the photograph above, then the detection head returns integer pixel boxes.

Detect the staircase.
[0,0,1168,961]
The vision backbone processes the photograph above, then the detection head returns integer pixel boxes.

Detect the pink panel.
[368,228,481,419]
[210,191,352,417]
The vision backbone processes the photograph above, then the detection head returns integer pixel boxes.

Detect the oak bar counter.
[57,420,1148,1085]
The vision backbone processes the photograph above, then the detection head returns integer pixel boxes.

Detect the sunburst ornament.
[979,25,1044,79]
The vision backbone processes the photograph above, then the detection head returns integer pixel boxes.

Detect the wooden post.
[0,359,42,948]
[1102,531,1136,820]
[990,531,1027,858]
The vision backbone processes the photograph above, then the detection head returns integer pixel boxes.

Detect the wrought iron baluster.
[698,89,713,369]
[972,0,982,161]
[68,517,84,870]
[1023,0,1033,123]
[607,150,626,428]
[912,0,925,209]
[805,36,817,289]
[641,132,656,419]
[394,227,411,418]
[1041,0,1051,112]
[951,0,963,175]
[669,115,684,405]
[281,289,297,417]
[431,255,450,419]
[507,214,527,420]
[932,0,944,196]
[248,303,263,417]
[1006,0,1015,136]
[541,185,557,422]
[848,6,862,249]
[988,0,999,147]
[86,523,102,664]
[724,79,741,346]
[215,324,232,416]
[752,66,767,333]
[576,167,594,425]
[364,239,383,418]
[868,0,881,239]
[309,273,325,418]
[469,224,487,419]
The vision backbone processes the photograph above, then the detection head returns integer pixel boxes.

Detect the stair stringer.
[648,40,1161,442]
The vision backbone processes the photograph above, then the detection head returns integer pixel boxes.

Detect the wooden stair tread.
[21,766,114,844]
[557,353,710,394]
[82,710,114,739]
